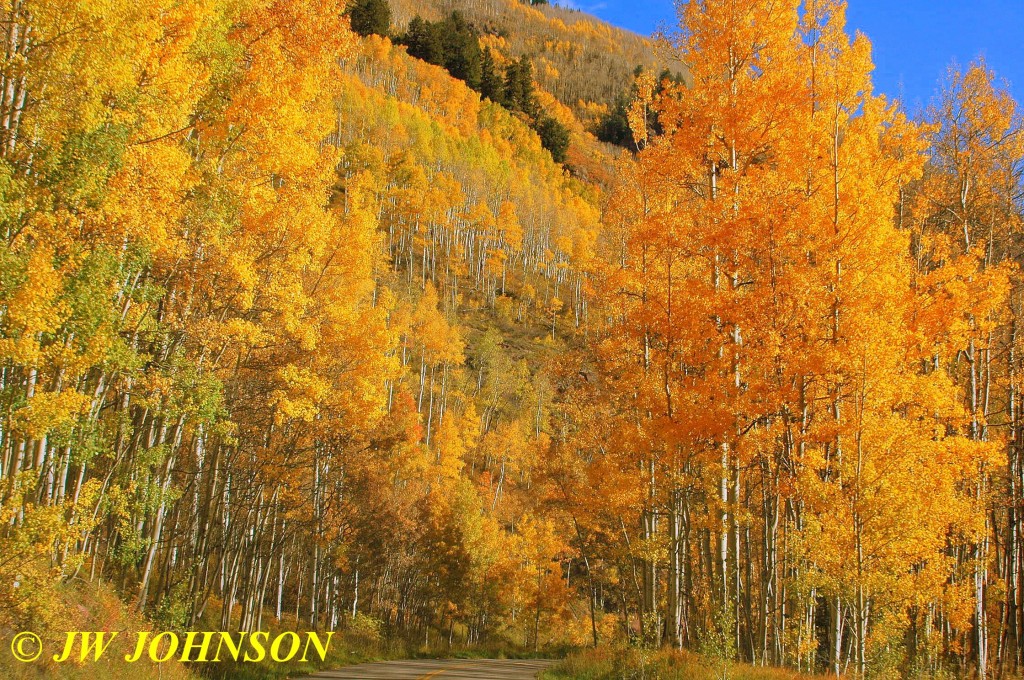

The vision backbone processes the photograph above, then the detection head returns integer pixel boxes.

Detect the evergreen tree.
[536,116,570,163]
[440,12,482,91]
[348,0,390,37]
[479,47,505,104]
[403,13,482,92]
[595,96,632,147]
[404,16,444,64]
[504,56,538,118]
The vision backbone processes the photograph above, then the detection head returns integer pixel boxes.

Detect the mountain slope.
[388,0,686,119]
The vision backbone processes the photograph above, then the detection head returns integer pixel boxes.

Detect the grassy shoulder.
[0,579,554,680]
[542,646,824,680]
[0,582,195,680]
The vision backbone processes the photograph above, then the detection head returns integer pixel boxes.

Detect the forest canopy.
[0,1,1021,680]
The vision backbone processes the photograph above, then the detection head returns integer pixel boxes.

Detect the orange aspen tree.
[598,1,976,676]
[905,61,1022,677]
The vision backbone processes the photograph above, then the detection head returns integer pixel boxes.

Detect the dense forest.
[0,0,1022,678]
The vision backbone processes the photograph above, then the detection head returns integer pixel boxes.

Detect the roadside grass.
[1,581,559,680]
[0,582,196,680]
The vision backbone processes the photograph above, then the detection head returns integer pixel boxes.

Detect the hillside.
[388,0,686,123]
[0,0,612,676]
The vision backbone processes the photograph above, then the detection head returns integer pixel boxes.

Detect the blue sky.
[561,0,1023,113]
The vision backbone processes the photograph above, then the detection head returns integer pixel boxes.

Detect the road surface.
[297,658,554,679]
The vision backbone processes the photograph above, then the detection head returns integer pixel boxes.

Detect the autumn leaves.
[0,0,603,658]
[1,0,1023,676]
[587,0,1023,674]
[0,0,389,634]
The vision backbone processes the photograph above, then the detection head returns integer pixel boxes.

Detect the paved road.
[297,658,554,679]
